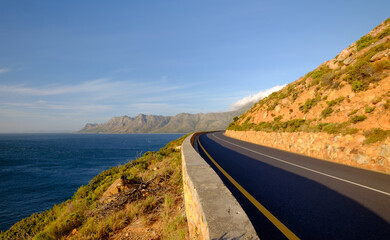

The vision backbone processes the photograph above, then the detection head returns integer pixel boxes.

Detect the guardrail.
[181,133,259,239]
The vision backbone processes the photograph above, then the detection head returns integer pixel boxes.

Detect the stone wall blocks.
[182,134,259,240]
[226,130,389,174]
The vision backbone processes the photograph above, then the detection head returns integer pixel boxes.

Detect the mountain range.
[77,105,249,133]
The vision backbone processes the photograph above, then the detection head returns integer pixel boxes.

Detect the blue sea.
[0,133,184,231]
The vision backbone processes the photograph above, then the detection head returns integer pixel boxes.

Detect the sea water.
[0,133,184,231]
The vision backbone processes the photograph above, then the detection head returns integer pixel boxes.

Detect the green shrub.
[320,72,337,87]
[356,35,373,51]
[321,107,334,118]
[233,116,239,122]
[350,114,367,123]
[352,80,365,92]
[281,119,306,132]
[299,96,321,113]
[345,128,359,135]
[316,123,342,134]
[292,92,299,101]
[273,115,283,122]
[374,60,390,72]
[365,106,376,113]
[362,40,390,62]
[308,66,331,81]
[364,128,390,144]
[378,25,390,40]
[347,109,358,116]
[316,122,354,135]
[343,55,382,91]
[327,96,345,107]
[267,100,279,111]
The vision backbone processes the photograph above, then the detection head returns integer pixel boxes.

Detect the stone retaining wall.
[181,134,259,239]
[225,130,390,174]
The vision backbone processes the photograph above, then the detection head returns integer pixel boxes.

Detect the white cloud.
[0,78,187,98]
[230,84,287,110]
[1,102,112,112]
[0,78,114,96]
[0,68,10,74]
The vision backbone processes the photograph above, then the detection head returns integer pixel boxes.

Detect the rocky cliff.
[227,17,390,173]
[78,107,249,133]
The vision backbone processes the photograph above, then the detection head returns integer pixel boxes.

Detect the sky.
[0,1,389,133]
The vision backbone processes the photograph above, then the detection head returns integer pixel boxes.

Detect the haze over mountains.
[77,105,250,133]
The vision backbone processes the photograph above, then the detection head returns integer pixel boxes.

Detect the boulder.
[99,178,126,204]
[327,59,339,70]
[343,55,355,65]
[370,49,390,62]
[337,49,352,61]
[354,154,370,165]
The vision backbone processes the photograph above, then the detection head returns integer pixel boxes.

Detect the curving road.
[194,131,390,240]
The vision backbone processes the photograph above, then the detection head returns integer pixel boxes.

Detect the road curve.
[195,131,390,240]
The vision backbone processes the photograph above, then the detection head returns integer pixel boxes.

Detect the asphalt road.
[195,131,390,240]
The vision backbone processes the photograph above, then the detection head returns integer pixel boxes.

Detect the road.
[194,131,390,240]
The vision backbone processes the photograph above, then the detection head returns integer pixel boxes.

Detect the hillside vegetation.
[0,135,190,240]
[78,107,249,134]
[228,17,390,145]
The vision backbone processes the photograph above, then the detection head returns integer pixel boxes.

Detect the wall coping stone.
[182,133,259,240]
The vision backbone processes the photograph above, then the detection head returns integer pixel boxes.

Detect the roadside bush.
[316,122,356,135]
[316,123,344,134]
[281,119,306,132]
[364,128,390,144]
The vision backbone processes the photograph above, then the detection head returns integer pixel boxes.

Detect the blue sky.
[0,1,389,132]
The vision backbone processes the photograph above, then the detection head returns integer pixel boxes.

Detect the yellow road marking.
[197,137,300,240]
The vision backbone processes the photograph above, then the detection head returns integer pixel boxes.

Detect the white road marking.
[212,133,390,196]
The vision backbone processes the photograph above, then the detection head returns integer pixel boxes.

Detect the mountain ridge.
[77,106,250,133]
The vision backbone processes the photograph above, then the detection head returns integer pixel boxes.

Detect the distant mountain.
[77,106,250,133]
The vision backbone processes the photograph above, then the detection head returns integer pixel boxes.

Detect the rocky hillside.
[0,135,190,240]
[78,107,249,134]
[227,18,390,173]
[229,17,390,140]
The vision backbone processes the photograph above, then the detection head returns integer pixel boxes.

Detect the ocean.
[0,133,184,231]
